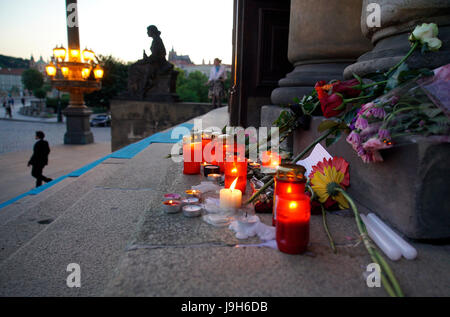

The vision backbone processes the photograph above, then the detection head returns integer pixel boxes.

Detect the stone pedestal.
[271,0,372,105]
[294,117,450,240]
[344,0,450,79]
[63,107,94,145]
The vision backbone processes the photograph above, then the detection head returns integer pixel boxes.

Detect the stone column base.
[271,62,353,105]
[63,107,94,145]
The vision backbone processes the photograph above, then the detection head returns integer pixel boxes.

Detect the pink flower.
[361,102,376,113]
[355,116,369,130]
[346,131,361,149]
[362,137,393,151]
[359,150,384,163]
[367,107,386,119]
[378,128,390,140]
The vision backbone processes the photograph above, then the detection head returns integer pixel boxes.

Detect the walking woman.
[207,58,226,108]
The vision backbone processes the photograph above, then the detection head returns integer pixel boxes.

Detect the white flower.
[409,23,442,50]
[424,37,442,51]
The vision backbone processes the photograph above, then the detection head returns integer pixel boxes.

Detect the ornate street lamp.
[45,0,104,144]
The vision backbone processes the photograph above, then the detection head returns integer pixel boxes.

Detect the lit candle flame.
[230,177,238,191]
[289,201,297,209]
[232,168,238,174]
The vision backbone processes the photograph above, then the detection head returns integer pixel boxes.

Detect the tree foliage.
[84,55,129,110]
[21,69,44,91]
[176,69,209,103]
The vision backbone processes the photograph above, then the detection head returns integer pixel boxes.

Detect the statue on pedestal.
[126,25,178,102]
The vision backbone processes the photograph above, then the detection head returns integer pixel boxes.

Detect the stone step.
[0,162,121,265]
[0,153,149,296]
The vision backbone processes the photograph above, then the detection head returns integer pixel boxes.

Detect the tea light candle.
[203,165,220,177]
[207,173,221,183]
[181,197,200,206]
[183,205,203,218]
[163,200,181,214]
[248,161,261,169]
[185,189,202,199]
[164,193,181,200]
[220,177,242,210]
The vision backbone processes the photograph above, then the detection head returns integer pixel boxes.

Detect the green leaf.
[422,107,443,118]
[385,63,409,92]
[318,120,339,133]
[325,130,342,147]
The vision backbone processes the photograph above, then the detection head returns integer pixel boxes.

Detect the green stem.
[336,188,404,297]
[361,80,388,90]
[385,42,419,78]
[321,205,337,254]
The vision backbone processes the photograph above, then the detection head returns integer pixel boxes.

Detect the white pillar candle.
[220,177,242,210]
[367,213,417,260]
[360,214,402,261]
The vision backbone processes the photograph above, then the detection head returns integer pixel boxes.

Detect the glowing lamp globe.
[53,46,66,60]
[93,65,104,79]
[82,49,95,62]
[81,67,91,79]
[45,62,57,77]
[61,66,69,77]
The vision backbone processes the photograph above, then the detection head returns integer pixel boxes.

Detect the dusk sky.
[0,0,233,65]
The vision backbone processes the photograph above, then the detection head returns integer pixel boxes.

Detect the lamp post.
[45,0,104,144]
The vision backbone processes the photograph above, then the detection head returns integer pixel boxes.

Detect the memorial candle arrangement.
[183,135,201,175]
[273,164,309,254]
[224,155,247,193]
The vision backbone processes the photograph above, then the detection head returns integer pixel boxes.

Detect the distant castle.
[168,47,230,78]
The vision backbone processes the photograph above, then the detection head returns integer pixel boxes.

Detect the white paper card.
[296,143,333,177]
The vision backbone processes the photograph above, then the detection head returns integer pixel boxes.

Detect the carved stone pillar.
[271,0,372,105]
[344,0,450,79]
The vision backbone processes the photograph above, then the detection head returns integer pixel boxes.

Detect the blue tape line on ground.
[67,154,113,177]
[0,193,29,210]
[28,175,70,195]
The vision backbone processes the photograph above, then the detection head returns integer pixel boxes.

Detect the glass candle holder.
[183,135,201,175]
[273,164,307,225]
[224,155,247,193]
[261,151,282,170]
[276,194,310,254]
[201,129,213,163]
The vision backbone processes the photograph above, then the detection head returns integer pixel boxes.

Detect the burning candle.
[183,205,203,218]
[183,135,201,175]
[203,165,220,177]
[224,155,247,193]
[276,194,310,254]
[220,177,242,210]
[261,151,281,172]
[201,129,213,163]
[163,200,181,214]
[273,164,306,226]
[185,189,202,199]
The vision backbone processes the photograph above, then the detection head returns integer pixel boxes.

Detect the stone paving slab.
[0,187,154,296]
[0,164,119,264]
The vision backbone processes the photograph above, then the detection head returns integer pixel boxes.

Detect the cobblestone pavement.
[0,120,111,154]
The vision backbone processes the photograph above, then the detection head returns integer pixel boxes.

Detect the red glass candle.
[261,151,281,169]
[276,194,310,254]
[224,156,247,193]
[201,130,212,163]
[273,164,307,225]
[183,136,201,175]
